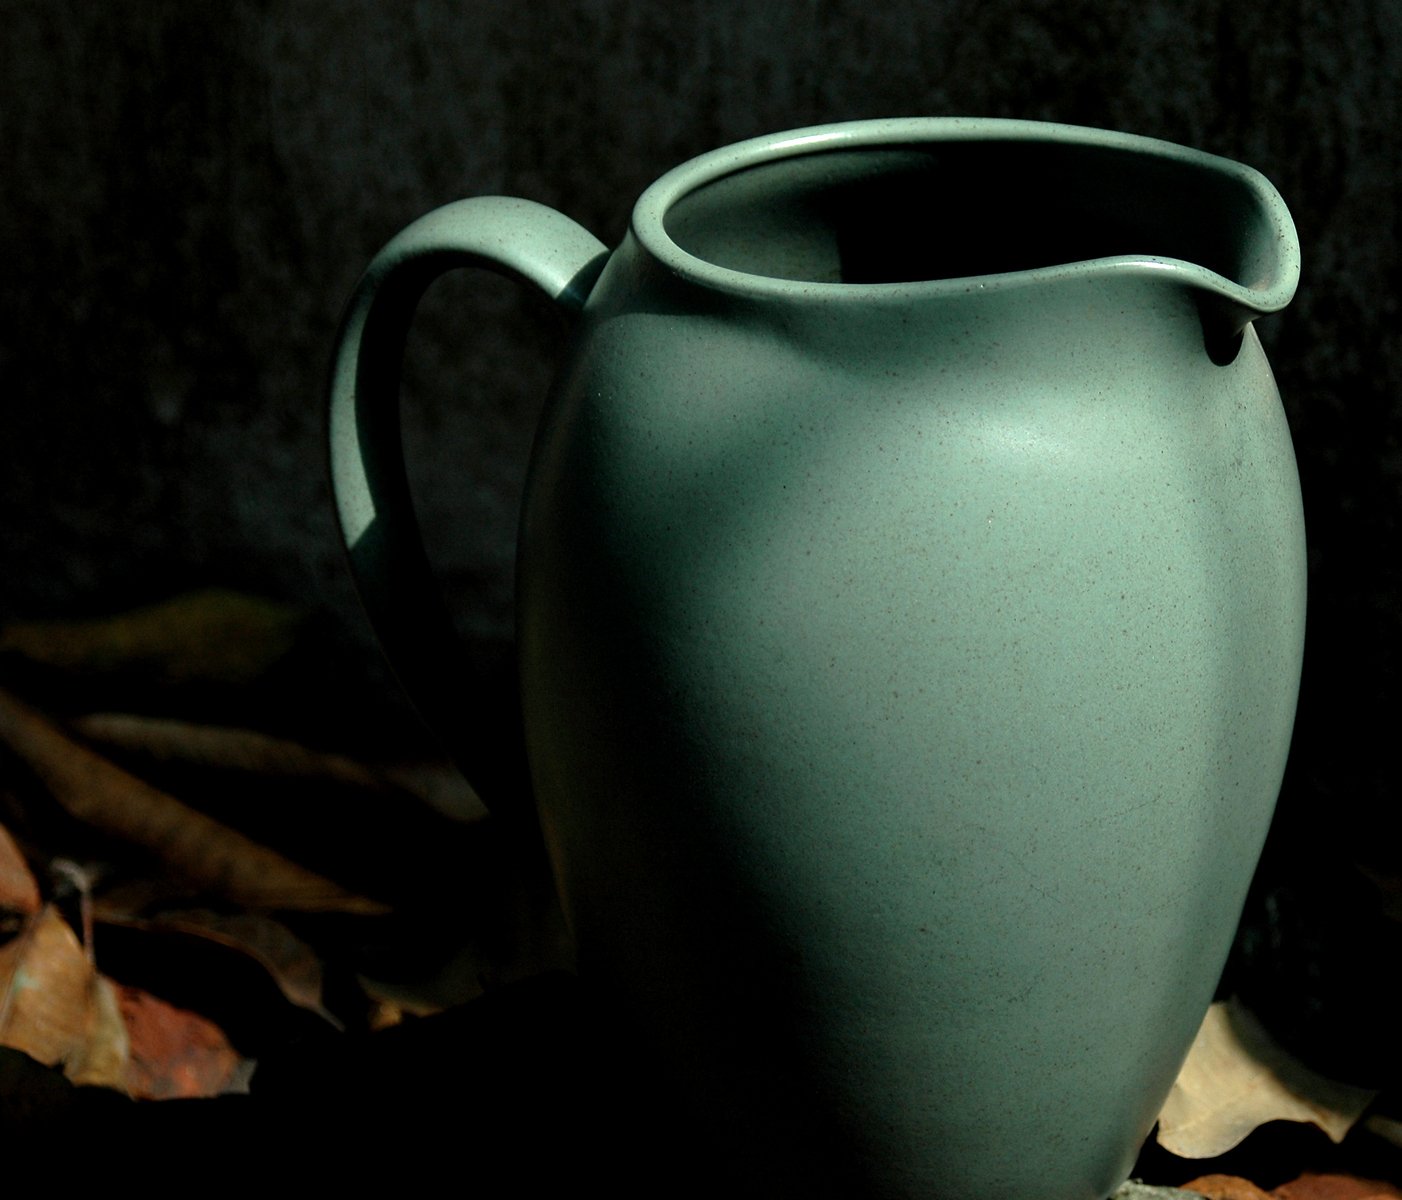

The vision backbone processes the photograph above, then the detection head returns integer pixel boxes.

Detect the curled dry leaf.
[73,712,487,823]
[1157,1000,1377,1159]
[0,823,40,916]
[0,905,126,1089]
[0,686,389,915]
[102,907,335,1024]
[0,589,304,686]
[75,713,398,786]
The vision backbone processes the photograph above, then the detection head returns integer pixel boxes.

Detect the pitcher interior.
[662,140,1270,291]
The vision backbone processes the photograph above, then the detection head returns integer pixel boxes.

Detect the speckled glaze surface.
[329,119,1305,1199]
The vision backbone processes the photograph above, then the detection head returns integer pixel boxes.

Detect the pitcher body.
[330,119,1305,1198]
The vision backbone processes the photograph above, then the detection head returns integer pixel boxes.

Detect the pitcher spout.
[1099,140,1301,363]
[1174,174,1300,363]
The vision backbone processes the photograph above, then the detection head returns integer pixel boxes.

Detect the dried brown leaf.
[1183,1175,1274,1200]
[1157,1000,1377,1158]
[73,712,487,822]
[116,981,248,1099]
[66,975,131,1091]
[75,712,393,784]
[0,906,97,1069]
[0,823,40,916]
[0,589,304,685]
[109,908,333,1022]
[1273,1173,1402,1200]
[0,686,388,914]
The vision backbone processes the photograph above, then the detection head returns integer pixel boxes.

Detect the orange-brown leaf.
[0,823,40,916]
[1273,1174,1402,1200]
[0,686,388,914]
[116,982,247,1099]
[1183,1175,1274,1200]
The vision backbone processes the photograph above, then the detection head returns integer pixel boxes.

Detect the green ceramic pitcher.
[329,119,1305,1198]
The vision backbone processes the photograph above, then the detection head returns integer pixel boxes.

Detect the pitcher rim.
[630,117,1299,313]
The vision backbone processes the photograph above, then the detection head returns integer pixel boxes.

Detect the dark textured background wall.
[3,3,1399,891]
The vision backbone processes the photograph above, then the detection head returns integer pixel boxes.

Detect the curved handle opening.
[328,197,608,838]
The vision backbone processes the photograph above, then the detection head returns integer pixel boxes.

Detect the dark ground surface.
[3,969,1401,1192]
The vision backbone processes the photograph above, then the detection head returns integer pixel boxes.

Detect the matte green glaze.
[329,119,1304,1199]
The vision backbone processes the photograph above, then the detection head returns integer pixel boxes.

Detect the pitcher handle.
[328,197,609,834]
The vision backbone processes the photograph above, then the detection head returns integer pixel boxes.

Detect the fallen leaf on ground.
[75,712,402,785]
[0,906,93,1065]
[0,823,40,916]
[0,686,388,914]
[0,905,126,1088]
[1157,999,1377,1158]
[1273,1173,1402,1200]
[116,981,249,1099]
[102,908,334,1023]
[1183,1174,1274,1200]
[73,712,487,823]
[0,589,305,685]
[65,974,130,1090]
